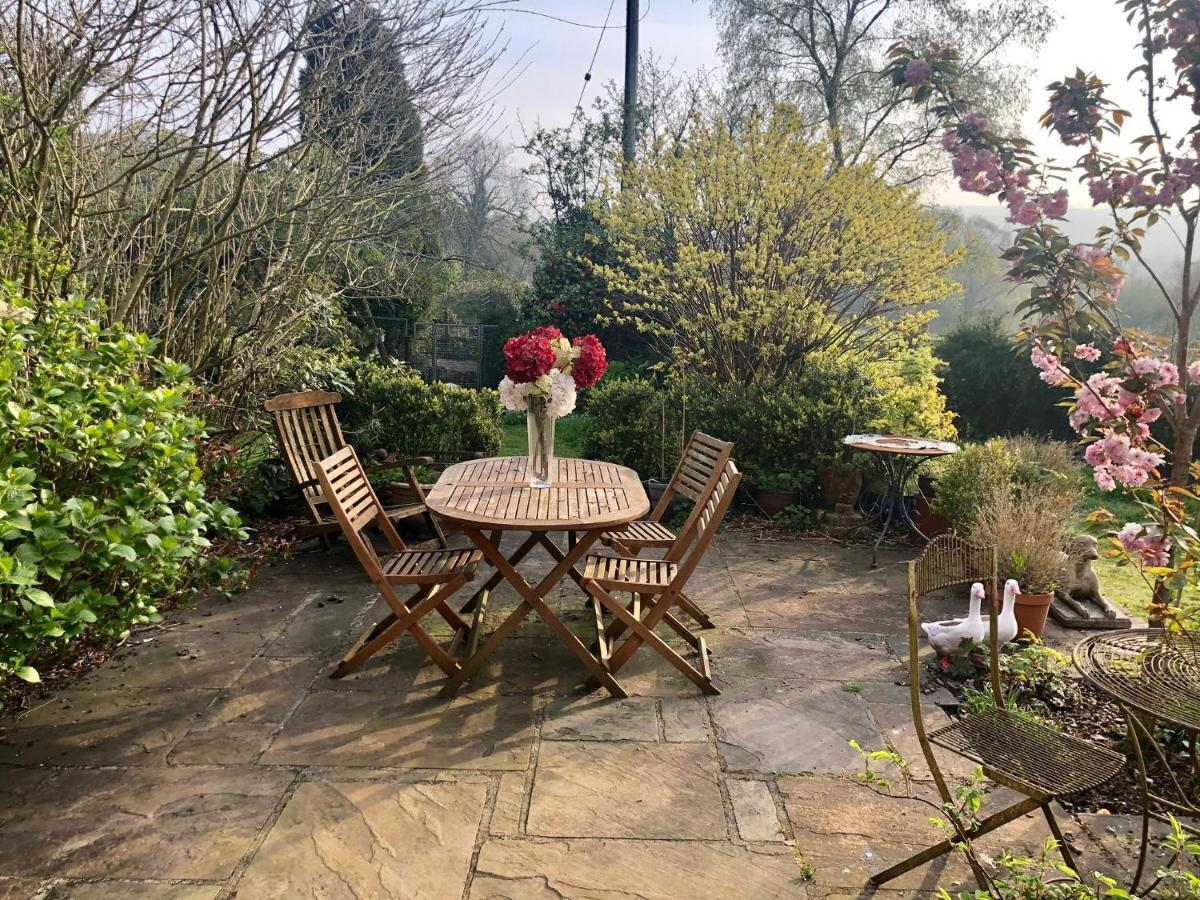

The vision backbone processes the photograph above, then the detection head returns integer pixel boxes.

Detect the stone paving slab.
[261,688,538,770]
[527,740,727,839]
[0,766,291,880]
[44,883,221,899]
[0,689,218,766]
[541,696,660,741]
[234,779,487,898]
[712,676,878,775]
[469,838,810,899]
[73,628,268,691]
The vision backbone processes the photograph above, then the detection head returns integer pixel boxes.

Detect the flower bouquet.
[500,326,607,487]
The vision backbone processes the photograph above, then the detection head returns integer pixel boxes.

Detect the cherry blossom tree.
[885,0,1200,620]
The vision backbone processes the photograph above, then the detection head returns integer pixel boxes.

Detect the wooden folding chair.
[264,390,447,547]
[599,431,734,629]
[869,534,1124,890]
[581,460,741,696]
[314,445,484,679]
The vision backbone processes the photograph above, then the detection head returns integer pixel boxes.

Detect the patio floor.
[0,533,1169,898]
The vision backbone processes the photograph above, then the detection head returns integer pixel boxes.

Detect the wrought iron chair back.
[906,534,1001,800]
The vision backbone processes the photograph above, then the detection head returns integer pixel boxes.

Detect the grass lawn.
[500,413,589,458]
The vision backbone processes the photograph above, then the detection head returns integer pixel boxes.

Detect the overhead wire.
[574,0,619,116]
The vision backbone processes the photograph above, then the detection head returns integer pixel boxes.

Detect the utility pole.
[621,0,639,174]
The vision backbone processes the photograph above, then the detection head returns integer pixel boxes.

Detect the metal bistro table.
[843,433,959,568]
[426,456,649,698]
[1074,629,1200,890]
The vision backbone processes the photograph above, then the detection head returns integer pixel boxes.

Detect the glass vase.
[526,396,555,488]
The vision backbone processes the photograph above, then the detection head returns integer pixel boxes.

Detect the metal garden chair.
[265,390,447,547]
[869,534,1124,890]
[580,459,741,696]
[314,445,483,679]
[599,431,734,629]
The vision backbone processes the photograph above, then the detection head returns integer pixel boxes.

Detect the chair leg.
[868,795,1041,887]
[674,591,714,629]
[1042,803,1077,872]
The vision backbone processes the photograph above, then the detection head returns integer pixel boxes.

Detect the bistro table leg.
[439,526,628,698]
[869,453,933,569]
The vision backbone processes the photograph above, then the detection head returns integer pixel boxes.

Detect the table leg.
[459,532,538,613]
[1123,706,1153,893]
[869,453,933,568]
[439,527,627,698]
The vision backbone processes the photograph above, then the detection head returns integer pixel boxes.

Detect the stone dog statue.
[1054,534,1125,621]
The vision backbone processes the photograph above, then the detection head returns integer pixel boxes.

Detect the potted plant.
[817,461,863,509]
[1007,551,1058,641]
[969,481,1073,641]
[749,469,811,517]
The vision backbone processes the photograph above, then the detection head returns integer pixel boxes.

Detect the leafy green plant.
[0,293,245,686]
[583,377,682,479]
[340,359,503,458]
[773,503,820,532]
[930,439,1016,531]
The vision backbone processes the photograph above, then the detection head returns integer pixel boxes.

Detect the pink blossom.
[1030,343,1069,386]
[1187,360,1200,382]
[1006,188,1042,225]
[905,58,934,87]
[1132,356,1161,377]
[1158,362,1180,386]
[1038,189,1069,219]
[1074,343,1101,361]
[1088,178,1114,204]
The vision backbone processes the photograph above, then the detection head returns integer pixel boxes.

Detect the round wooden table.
[426,456,649,697]
[842,434,958,568]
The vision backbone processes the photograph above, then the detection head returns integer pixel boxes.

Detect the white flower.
[498,376,531,412]
[500,370,576,418]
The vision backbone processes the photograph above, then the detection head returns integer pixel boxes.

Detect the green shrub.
[0,294,244,685]
[930,435,1083,532]
[936,318,1073,440]
[682,354,882,499]
[340,359,502,457]
[929,438,1015,531]
[866,344,956,440]
[584,377,682,480]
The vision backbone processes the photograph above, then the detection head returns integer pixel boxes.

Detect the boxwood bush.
[0,294,244,686]
[339,360,503,458]
[583,377,683,480]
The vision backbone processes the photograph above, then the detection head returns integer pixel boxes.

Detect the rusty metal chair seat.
[601,519,677,550]
[929,707,1123,796]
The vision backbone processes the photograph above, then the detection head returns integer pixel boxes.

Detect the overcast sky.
[481,1,1193,210]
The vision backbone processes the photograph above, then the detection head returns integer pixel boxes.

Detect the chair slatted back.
[655,433,734,561]
[265,391,348,522]
[906,534,1001,798]
[314,446,407,580]
[672,459,741,586]
[653,432,734,515]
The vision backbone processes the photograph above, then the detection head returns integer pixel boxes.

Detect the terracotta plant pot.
[818,468,863,509]
[753,488,800,517]
[1014,591,1054,640]
[911,495,953,538]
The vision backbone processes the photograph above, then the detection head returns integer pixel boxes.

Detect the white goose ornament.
[981,578,1021,646]
[921,582,987,656]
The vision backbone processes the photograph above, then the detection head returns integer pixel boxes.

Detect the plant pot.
[911,495,953,538]
[753,488,800,517]
[818,468,862,510]
[644,478,681,517]
[1014,591,1054,640]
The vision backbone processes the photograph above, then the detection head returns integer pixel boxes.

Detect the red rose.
[571,334,608,389]
[503,332,557,384]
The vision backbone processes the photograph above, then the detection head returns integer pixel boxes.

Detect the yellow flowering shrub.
[594,106,961,386]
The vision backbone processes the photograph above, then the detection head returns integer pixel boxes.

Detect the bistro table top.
[426,456,649,531]
[1074,629,1200,730]
[842,433,960,458]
